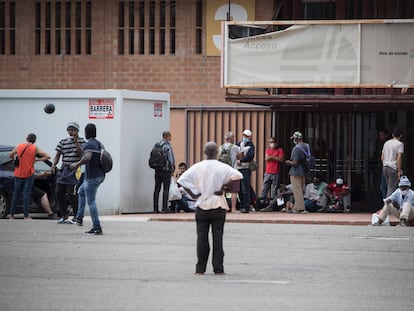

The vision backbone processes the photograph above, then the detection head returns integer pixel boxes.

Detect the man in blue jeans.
[70,123,105,235]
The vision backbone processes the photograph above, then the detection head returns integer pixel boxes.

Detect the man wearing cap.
[372,175,414,227]
[321,176,351,213]
[237,129,255,213]
[285,131,308,213]
[51,122,86,223]
[381,128,404,197]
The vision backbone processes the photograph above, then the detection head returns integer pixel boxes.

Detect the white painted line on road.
[353,236,410,241]
[218,280,290,285]
[97,216,150,222]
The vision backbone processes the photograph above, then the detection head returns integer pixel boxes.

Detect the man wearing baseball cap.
[51,121,86,223]
[236,129,255,213]
[372,175,414,226]
[285,131,308,213]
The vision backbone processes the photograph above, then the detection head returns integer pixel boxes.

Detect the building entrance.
[275,111,407,212]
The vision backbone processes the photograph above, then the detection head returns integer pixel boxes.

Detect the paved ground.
[0,213,413,311]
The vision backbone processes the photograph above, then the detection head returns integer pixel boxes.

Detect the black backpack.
[149,143,166,170]
[87,140,113,173]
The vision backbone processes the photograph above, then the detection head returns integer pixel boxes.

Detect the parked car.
[0,145,69,218]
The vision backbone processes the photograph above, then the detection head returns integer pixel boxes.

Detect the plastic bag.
[169,177,182,201]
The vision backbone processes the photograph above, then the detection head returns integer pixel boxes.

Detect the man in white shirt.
[304,175,327,212]
[381,128,404,197]
[178,142,243,275]
[372,175,414,227]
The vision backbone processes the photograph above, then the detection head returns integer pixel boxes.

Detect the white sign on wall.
[222,20,414,89]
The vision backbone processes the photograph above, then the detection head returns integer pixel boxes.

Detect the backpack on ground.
[149,142,166,170]
[218,144,233,166]
[297,145,316,171]
[89,140,113,173]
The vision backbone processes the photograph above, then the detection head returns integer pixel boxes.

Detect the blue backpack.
[297,145,316,171]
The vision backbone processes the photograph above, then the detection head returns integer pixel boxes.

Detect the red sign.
[154,103,163,117]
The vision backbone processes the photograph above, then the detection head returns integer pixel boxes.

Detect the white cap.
[243,129,252,137]
[398,175,411,187]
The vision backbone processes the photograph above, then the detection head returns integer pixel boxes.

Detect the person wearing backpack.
[218,131,241,212]
[153,131,176,213]
[285,131,308,213]
[69,123,105,234]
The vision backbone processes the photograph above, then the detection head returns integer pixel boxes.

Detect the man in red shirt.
[321,176,351,213]
[259,137,284,199]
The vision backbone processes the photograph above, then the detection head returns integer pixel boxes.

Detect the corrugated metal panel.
[185,109,273,197]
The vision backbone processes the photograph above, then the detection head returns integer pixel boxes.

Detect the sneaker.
[370,221,382,226]
[85,228,103,235]
[57,217,69,224]
[69,217,83,226]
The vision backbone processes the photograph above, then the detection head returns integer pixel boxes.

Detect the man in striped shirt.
[51,122,86,223]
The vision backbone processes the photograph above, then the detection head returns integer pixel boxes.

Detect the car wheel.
[0,190,10,218]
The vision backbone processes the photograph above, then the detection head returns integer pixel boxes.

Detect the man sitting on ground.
[371,175,414,227]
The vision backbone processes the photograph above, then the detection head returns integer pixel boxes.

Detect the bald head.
[204,141,218,159]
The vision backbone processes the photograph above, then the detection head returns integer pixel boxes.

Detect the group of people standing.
[8,122,107,235]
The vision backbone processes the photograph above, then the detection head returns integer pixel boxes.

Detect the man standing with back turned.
[381,128,404,198]
[153,131,175,213]
[178,142,243,275]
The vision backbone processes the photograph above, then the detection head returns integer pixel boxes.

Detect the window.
[303,0,336,20]
[35,1,92,55]
[149,1,155,54]
[195,1,202,54]
[159,1,165,54]
[118,0,175,55]
[0,1,16,55]
[169,1,175,54]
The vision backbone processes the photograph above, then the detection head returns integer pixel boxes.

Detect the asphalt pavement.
[0,215,413,311]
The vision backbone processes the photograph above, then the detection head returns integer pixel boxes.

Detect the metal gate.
[185,108,386,211]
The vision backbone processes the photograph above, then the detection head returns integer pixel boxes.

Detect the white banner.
[223,20,414,88]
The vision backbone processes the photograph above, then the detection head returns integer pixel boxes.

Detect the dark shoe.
[48,213,58,220]
[70,217,83,226]
[291,209,307,214]
[259,205,272,212]
[240,208,249,213]
[85,228,103,235]
[399,219,407,227]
